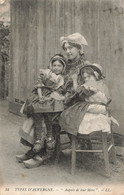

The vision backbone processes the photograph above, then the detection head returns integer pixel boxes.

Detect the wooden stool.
[54,130,71,163]
[71,128,116,177]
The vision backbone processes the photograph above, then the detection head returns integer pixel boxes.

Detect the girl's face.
[64,42,80,61]
[83,72,96,83]
[51,60,64,75]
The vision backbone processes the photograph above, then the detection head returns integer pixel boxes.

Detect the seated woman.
[16,54,67,165]
[17,32,92,168]
[60,63,118,137]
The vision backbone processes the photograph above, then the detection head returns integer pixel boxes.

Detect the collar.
[68,55,85,67]
[66,55,86,74]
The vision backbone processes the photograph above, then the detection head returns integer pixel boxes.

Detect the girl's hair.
[81,67,101,81]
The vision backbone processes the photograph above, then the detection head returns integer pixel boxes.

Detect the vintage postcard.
[0,0,124,194]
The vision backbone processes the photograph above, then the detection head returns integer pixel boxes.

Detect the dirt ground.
[0,100,124,195]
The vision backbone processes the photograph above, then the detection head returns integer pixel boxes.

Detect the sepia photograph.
[0,0,124,194]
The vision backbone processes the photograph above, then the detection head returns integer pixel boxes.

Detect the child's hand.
[39,96,52,103]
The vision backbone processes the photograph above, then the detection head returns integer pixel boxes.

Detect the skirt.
[21,94,64,115]
[59,101,89,136]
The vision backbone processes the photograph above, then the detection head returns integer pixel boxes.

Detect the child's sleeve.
[76,84,96,97]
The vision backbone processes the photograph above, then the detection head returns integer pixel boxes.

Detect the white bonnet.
[60,33,88,54]
[81,63,104,79]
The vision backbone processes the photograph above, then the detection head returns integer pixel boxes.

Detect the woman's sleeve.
[58,76,73,95]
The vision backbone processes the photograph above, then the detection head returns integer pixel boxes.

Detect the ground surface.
[0,100,124,195]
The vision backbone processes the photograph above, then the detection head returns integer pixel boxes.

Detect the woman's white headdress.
[60,33,88,54]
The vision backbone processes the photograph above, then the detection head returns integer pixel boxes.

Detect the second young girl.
[60,63,118,136]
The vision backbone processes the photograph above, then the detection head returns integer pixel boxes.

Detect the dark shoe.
[16,154,30,163]
[23,158,43,168]
[16,149,35,163]
[23,152,52,168]
[35,153,51,160]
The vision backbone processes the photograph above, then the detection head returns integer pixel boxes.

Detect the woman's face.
[83,72,96,83]
[51,60,64,75]
[64,42,80,61]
